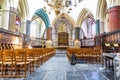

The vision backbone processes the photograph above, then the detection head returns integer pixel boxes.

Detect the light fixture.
[43,0,82,15]
[69,7,72,10]
[67,11,70,13]
[43,6,46,9]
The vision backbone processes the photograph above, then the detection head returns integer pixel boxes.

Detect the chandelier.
[43,0,83,15]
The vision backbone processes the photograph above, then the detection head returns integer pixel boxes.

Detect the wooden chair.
[36,49,44,66]
[83,49,91,63]
[14,49,31,78]
[76,50,83,61]
[2,50,15,77]
[67,48,72,61]
[40,49,47,63]
[95,49,101,63]
[0,50,3,77]
[25,49,36,72]
[26,49,40,70]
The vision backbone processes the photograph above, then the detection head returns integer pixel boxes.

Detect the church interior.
[0,0,120,80]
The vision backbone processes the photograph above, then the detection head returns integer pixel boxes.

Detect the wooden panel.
[81,38,95,48]
[58,32,69,46]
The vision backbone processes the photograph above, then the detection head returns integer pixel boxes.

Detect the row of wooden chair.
[67,48,101,63]
[0,48,55,78]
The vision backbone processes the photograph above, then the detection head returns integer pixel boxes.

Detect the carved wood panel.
[58,32,69,46]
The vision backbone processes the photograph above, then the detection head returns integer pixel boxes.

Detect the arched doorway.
[52,14,74,47]
[57,22,69,46]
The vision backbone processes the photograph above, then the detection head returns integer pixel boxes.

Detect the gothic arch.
[76,8,94,27]
[52,13,75,27]
[96,0,107,21]
[35,8,50,28]
[18,0,29,19]
[96,0,108,33]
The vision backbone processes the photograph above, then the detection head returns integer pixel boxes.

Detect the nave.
[1,50,114,80]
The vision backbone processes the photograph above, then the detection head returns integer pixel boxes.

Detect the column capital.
[9,6,17,14]
[74,26,80,28]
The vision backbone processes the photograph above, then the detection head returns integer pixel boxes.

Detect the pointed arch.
[96,0,107,20]
[18,0,29,18]
[52,13,75,27]
[35,8,50,28]
[76,8,94,27]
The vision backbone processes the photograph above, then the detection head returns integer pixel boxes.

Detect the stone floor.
[0,53,114,80]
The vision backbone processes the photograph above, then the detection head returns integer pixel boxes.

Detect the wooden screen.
[58,32,69,46]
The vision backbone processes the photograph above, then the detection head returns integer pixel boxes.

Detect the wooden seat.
[26,49,41,70]
[67,48,101,64]
[95,49,101,63]
[2,50,15,77]
[14,49,31,78]
[76,50,83,60]
[89,49,96,63]
[0,50,3,77]
[0,48,55,78]
[67,48,72,61]
[83,49,91,62]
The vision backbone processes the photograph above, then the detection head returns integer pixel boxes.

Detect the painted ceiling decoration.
[35,8,50,28]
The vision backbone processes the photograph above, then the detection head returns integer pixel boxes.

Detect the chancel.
[0,0,120,80]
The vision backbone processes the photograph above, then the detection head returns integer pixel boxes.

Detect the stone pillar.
[9,7,17,32]
[1,0,10,29]
[0,12,1,27]
[100,21,104,34]
[26,20,31,35]
[75,27,80,40]
[72,28,75,40]
[46,27,52,40]
[74,27,80,48]
[87,24,92,38]
[108,6,120,31]
[21,21,26,34]
[95,20,100,35]
[46,27,52,48]
[79,28,83,39]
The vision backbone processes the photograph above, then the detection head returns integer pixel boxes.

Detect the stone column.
[87,24,92,38]
[72,28,75,40]
[0,11,1,27]
[75,27,80,40]
[9,6,17,32]
[46,27,53,48]
[1,0,10,29]
[46,27,52,40]
[79,28,84,39]
[108,6,120,31]
[100,21,104,34]
[74,27,80,48]
[26,20,31,35]
[95,20,100,35]
[21,21,26,34]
